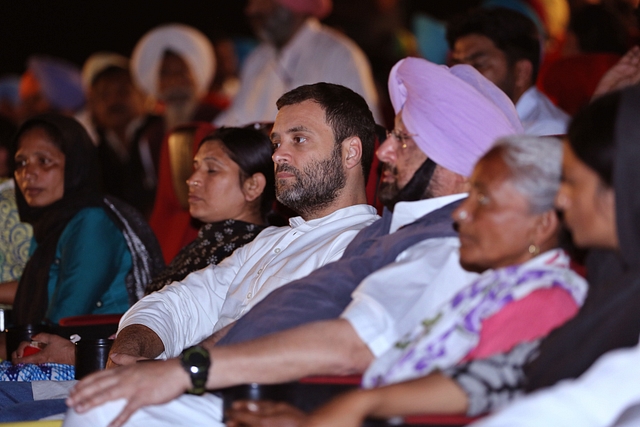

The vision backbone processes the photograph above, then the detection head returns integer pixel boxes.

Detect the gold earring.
[528,244,539,255]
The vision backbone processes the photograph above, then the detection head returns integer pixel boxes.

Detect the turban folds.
[275,0,332,19]
[388,57,523,177]
[132,24,215,99]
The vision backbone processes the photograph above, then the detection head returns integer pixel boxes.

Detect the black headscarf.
[525,86,640,391]
[13,114,164,326]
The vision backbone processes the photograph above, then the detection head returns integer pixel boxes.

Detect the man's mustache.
[381,163,397,176]
[276,164,300,176]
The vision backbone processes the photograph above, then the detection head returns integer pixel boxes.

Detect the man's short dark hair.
[276,83,376,180]
[446,7,541,83]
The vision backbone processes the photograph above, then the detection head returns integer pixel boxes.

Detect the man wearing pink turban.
[215,0,381,126]
[63,60,522,427]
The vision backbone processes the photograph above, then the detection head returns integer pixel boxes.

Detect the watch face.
[182,346,210,372]
[186,350,209,368]
[181,346,211,395]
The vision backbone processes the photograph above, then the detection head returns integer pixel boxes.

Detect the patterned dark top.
[145,219,267,294]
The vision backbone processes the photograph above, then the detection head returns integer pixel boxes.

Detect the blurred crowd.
[1,0,640,426]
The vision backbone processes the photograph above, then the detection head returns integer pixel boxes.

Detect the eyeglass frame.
[385,129,418,148]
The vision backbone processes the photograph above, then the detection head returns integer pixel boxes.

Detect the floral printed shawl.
[362,249,588,388]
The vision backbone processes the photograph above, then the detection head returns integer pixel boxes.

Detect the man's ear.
[343,136,362,170]
[514,59,533,92]
[242,172,267,202]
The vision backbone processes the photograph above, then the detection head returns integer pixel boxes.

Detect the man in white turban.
[215,0,382,126]
[131,24,220,130]
[65,59,522,427]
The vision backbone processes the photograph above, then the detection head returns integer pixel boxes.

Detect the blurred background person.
[17,56,85,122]
[537,2,634,116]
[77,52,164,219]
[447,7,570,136]
[0,75,21,124]
[131,24,220,130]
[215,0,382,126]
[0,116,32,304]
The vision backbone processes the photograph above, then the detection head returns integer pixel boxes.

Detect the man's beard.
[161,87,197,129]
[276,144,347,217]
[252,5,298,48]
[497,68,518,102]
[378,158,438,211]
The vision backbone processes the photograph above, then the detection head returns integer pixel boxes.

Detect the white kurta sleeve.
[471,338,640,427]
[342,237,478,357]
[117,249,245,359]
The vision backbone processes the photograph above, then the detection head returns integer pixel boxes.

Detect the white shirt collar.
[515,86,539,119]
[288,203,377,230]
[390,193,467,234]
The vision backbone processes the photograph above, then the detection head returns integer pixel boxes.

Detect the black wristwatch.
[179,345,211,395]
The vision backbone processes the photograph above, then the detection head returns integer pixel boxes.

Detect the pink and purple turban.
[275,0,332,19]
[388,57,523,177]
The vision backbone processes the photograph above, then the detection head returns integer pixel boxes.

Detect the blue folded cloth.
[0,361,75,381]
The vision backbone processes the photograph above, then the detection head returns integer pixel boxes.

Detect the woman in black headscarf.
[522,86,640,390]
[12,113,163,327]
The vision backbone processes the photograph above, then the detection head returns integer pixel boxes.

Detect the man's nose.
[376,135,397,164]
[272,145,291,164]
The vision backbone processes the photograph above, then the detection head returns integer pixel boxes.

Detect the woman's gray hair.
[488,135,562,213]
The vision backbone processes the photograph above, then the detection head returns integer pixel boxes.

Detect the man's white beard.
[161,88,198,129]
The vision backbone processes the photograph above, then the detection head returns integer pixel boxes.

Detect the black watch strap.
[179,345,211,395]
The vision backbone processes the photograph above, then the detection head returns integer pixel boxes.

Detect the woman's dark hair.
[567,90,621,187]
[199,126,276,222]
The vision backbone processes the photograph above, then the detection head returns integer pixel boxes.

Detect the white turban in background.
[131,24,215,99]
[81,52,130,92]
[275,0,332,18]
[388,57,524,177]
